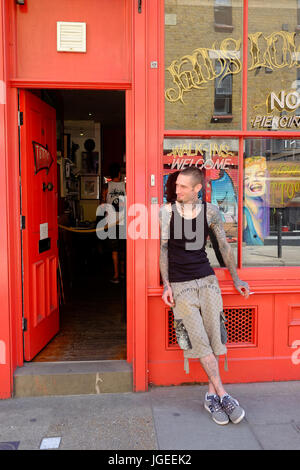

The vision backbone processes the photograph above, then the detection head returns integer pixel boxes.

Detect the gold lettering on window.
[165,31,300,103]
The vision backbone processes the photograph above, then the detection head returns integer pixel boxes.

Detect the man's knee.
[200,353,217,364]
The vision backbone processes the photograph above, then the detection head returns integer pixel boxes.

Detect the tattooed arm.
[159,204,175,307]
[207,203,250,298]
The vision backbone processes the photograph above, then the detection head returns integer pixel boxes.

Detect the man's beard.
[177,196,199,206]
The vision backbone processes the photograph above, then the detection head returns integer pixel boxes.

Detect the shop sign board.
[163,139,238,172]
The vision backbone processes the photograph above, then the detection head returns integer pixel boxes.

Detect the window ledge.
[214,23,234,33]
[211,115,233,123]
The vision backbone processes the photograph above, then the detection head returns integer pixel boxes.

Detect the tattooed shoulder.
[206,202,222,227]
[206,202,228,246]
[159,203,172,241]
[159,203,171,218]
[159,204,172,226]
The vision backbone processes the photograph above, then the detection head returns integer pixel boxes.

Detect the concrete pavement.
[0,381,300,450]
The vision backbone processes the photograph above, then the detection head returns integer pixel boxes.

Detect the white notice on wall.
[40,223,48,241]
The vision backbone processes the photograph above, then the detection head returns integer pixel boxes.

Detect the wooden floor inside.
[32,252,126,362]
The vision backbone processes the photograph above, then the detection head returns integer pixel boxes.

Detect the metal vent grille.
[57,22,86,52]
[167,309,178,349]
[167,306,256,349]
[225,307,256,345]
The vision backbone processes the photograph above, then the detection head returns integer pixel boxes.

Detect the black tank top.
[168,202,215,282]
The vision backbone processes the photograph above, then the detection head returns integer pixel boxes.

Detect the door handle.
[43,182,54,192]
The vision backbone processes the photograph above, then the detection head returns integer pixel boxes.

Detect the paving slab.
[149,385,261,450]
[0,393,157,450]
[150,382,300,450]
[223,381,300,426]
[249,423,300,450]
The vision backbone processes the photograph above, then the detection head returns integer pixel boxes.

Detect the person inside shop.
[104,162,126,284]
[159,166,250,426]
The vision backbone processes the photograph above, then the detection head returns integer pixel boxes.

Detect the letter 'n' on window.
[214,0,233,33]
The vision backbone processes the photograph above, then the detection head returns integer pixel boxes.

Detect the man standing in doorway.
[159,166,250,426]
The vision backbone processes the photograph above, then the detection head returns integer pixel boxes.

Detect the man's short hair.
[180,166,204,187]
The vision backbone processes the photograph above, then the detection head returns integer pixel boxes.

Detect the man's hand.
[234,279,250,298]
[162,284,175,308]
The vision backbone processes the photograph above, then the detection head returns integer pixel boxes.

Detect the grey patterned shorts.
[170,275,227,373]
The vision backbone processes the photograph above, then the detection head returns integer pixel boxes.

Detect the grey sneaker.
[204,393,229,425]
[221,394,245,424]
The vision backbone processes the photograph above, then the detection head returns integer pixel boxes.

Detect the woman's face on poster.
[244,164,267,199]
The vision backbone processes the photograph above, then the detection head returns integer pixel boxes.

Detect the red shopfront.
[1,0,300,400]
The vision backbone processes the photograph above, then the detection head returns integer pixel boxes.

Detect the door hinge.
[18,111,24,126]
[21,215,26,230]
[22,318,27,332]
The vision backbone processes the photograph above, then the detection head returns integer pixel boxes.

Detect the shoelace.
[221,395,238,414]
[209,395,223,413]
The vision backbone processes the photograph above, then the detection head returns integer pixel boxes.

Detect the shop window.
[164,0,243,131]
[211,60,233,123]
[163,137,239,268]
[248,0,299,131]
[243,139,300,267]
[214,0,233,33]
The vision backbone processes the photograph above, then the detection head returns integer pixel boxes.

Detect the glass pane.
[164,0,243,130]
[248,1,300,131]
[243,138,300,266]
[163,137,239,267]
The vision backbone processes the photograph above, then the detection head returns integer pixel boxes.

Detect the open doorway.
[21,89,127,362]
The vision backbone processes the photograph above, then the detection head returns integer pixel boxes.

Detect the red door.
[20,90,59,361]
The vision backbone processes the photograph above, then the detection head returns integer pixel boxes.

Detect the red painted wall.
[0,0,16,399]
[148,269,300,386]
[13,0,131,84]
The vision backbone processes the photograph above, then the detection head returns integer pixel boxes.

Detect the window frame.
[162,0,300,269]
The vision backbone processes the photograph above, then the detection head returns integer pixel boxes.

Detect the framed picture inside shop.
[80,175,100,200]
